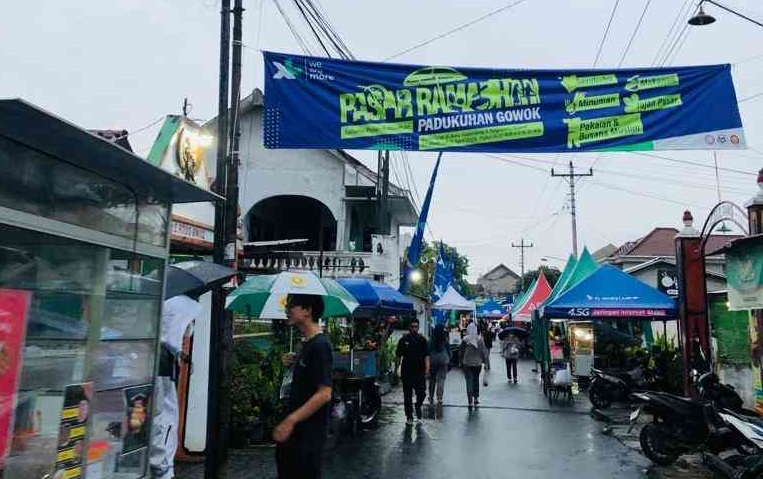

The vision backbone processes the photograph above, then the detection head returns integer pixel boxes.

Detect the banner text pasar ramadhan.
[339,78,542,132]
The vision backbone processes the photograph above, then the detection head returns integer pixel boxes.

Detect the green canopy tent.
[532,254,577,363]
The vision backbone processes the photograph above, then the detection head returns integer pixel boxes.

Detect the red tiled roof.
[613,227,743,257]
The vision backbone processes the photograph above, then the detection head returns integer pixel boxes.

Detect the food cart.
[0,100,217,479]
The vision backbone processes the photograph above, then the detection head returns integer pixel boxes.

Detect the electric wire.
[651,0,693,66]
[292,0,331,56]
[108,116,166,142]
[593,0,620,67]
[618,0,653,67]
[739,91,763,103]
[665,23,692,65]
[383,0,530,61]
[271,0,313,54]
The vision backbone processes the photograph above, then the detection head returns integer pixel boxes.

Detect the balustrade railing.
[240,250,372,277]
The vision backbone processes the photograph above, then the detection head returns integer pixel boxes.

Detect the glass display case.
[0,99,217,479]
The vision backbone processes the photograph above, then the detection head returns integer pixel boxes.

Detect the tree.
[405,241,472,299]
[514,266,562,294]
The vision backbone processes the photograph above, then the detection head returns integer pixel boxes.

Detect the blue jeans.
[463,365,482,401]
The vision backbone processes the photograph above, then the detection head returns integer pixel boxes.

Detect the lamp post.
[688,0,763,28]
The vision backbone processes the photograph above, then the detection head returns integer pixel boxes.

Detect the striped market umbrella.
[225,271,359,319]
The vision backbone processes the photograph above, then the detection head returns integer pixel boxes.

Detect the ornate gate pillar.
[747,170,763,395]
[675,211,709,396]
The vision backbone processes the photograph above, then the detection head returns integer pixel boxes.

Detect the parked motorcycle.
[630,372,751,466]
[702,409,763,479]
[589,365,658,409]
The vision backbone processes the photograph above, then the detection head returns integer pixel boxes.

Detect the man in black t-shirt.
[395,318,430,424]
[274,294,333,479]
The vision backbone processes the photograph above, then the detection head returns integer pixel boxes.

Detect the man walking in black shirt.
[274,294,333,479]
[395,318,430,425]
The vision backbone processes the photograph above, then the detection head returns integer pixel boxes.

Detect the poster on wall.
[264,51,745,153]
[657,268,679,297]
[122,384,152,455]
[54,383,93,479]
[0,289,31,466]
[727,238,763,311]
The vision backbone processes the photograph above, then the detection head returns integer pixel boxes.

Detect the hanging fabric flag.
[431,242,454,325]
[399,152,443,293]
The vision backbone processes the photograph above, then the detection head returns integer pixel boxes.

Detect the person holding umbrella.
[225,271,359,478]
[150,261,235,479]
[273,294,333,479]
[501,333,522,383]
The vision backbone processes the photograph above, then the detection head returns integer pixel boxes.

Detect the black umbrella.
[498,326,528,340]
[164,261,236,299]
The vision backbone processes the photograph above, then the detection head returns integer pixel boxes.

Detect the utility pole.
[207,0,232,477]
[551,161,593,257]
[511,239,533,291]
[377,150,390,235]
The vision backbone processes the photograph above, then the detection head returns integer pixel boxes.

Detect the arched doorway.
[247,195,337,251]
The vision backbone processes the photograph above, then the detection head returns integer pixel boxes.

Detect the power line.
[593,0,620,67]
[651,0,692,66]
[384,0,530,61]
[740,90,763,103]
[271,0,312,54]
[590,179,707,208]
[618,0,653,67]
[633,151,755,177]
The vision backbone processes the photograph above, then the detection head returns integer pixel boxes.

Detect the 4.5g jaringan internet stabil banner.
[263,51,746,153]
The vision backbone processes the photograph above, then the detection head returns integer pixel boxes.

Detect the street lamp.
[689,0,763,28]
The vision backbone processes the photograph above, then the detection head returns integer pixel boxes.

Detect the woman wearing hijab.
[427,323,451,417]
[459,321,490,409]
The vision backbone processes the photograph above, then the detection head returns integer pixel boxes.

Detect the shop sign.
[369,234,397,278]
[54,382,93,479]
[727,239,763,310]
[264,51,745,153]
[171,218,214,246]
[0,289,30,466]
[657,268,679,297]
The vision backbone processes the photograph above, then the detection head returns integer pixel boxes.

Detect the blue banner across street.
[263,51,745,153]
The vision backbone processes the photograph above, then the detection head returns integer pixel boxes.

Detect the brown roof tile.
[616,227,743,257]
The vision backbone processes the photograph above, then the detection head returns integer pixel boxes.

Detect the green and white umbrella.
[225,271,359,319]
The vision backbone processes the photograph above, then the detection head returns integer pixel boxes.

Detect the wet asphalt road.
[177,353,652,479]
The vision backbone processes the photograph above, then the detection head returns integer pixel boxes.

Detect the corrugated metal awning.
[0,99,221,204]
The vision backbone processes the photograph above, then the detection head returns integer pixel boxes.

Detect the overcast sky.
[4,0,763,281]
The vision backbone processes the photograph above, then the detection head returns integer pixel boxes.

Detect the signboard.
[55,383,93,479]
[264,51,745,153]
[657,268,679,297]
[727,238,763,310]
[0,289,30,466]
[369,234,397,278]
[564,307,669,317]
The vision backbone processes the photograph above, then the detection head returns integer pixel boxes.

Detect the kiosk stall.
[0,100,216,479]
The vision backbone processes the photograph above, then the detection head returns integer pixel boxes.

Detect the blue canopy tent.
[542,264,677,374]
[336,278,415,317]
[476,299,506,319]
[543,264,677,319]
[336,278,415,375]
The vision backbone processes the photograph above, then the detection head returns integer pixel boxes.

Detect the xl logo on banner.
[272,59,302,80]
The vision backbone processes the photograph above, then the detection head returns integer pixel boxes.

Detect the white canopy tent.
[433,286,475,311]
